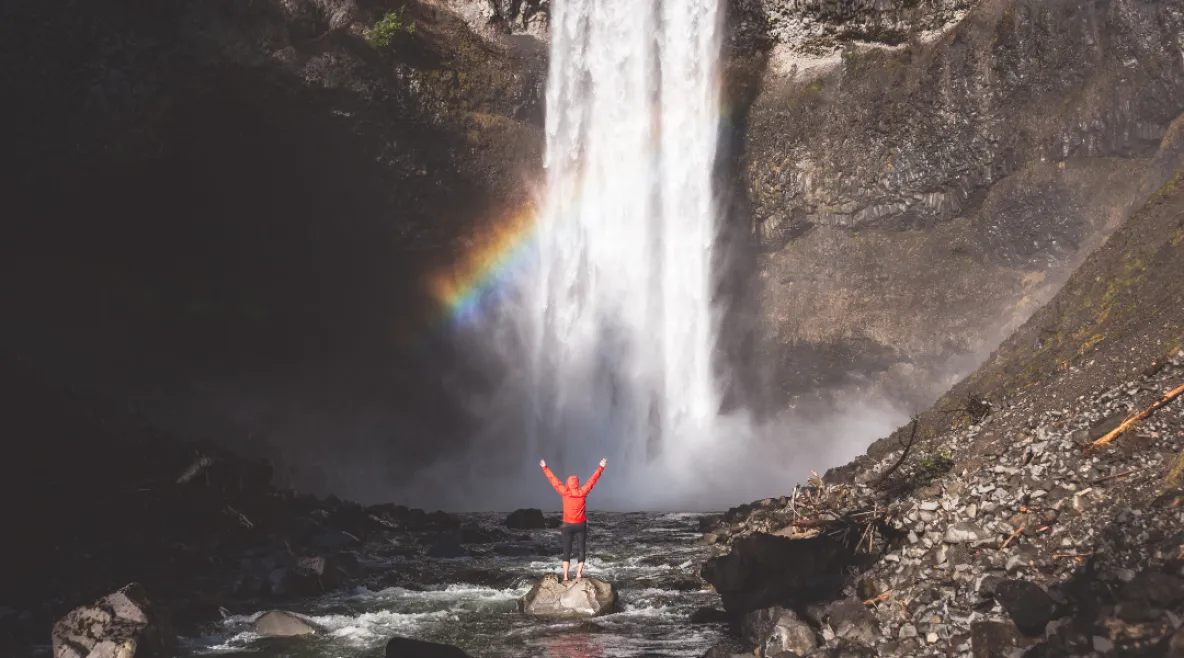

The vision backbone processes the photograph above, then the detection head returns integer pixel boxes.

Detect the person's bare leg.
[576,562,584,580]
[562,561,570,582]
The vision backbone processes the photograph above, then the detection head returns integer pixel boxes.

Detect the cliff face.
[0,0,546,488]
[729,0,1184,412]
[702,164,1184,658]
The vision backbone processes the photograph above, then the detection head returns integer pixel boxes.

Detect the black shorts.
[560,522,587,563]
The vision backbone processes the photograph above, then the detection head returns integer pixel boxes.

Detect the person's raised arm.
[540,459,565,494]
[579,458,606,495]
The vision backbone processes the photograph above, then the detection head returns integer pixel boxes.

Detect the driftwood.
[872,419,920,487]
[1089,382,1184,451]
[1000,525,1024,551]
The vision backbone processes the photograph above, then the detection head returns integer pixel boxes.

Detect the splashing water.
[396,0,908,511]
[523,0,724,497]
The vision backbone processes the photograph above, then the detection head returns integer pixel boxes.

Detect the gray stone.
[51,583,175,658]
[760,609,817,657]
[824,599,880,646]
[944,522,988,544]
[252,610,323,637]
[519,575,616,617]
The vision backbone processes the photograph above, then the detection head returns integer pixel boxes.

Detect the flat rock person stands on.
[539,457,606,581]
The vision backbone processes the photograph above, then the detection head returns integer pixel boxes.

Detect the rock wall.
[727,0,1184,412]
[0,0,546,489]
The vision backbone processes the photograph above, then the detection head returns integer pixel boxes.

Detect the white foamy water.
[523,0,724,499]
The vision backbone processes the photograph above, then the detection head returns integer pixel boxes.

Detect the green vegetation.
[1166,449,1184,487]
[364,9,415,47]
[1145,168,1184,209]
[911,448,954,487]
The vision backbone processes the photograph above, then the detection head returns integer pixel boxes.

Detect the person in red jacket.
[539,457,606,581]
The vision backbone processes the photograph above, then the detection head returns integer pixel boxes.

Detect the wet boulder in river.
[504,508,547,529]
[519,574,617,617]
[52,582,175,658]
[386,636,473,658]
[251,610,323,637]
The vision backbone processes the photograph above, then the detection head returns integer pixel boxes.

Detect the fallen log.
[1089,382,1184,451]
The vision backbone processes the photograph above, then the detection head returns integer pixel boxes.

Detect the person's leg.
[560,524,573,581]
[575,524,587,579]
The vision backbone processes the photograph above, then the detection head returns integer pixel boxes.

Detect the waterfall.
[523,0,725,499]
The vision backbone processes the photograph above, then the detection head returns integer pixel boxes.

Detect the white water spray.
[524,0,724,498]
[390,0,909,511]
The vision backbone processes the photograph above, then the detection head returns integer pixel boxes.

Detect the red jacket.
[542,464,603,524]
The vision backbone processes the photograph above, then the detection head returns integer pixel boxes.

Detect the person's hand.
[599,458,607,468]
[539,459,546,468]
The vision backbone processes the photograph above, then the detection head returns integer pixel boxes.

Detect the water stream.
[182,513,724,657]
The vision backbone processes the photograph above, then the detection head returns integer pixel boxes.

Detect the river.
[182,512,725,658]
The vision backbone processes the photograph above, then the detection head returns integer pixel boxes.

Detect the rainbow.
[427,202,540,327]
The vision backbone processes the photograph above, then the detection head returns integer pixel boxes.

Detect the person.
[539,457,606,581]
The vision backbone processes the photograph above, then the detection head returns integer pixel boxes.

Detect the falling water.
[524,0,724,499]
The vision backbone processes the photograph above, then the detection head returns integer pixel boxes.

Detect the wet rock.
[294,555,344,589]
[969,620,1030,658]
[251,610,323,637]
[266,566,320,597]
[823,599,880,646]
[743,607,817,657]
[689,607,731,624]
[700,533,853,617]
[51,583,175,658]
[995,579,1058,637]
[386,636,473,658]
[420,510,459,530]
[504,508,546,530]
[518,574,616,617]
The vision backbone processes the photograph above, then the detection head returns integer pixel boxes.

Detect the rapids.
[181,513,724,657]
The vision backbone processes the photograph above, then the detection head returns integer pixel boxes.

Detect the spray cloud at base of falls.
[393,0,910,511]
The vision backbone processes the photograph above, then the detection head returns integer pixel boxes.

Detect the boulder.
[266,566,320,597]
[820,599,879,646]
[386,636,473,658]
[295,555,344,589]
[52,583,175,658]
[518,574,616,617]
[505,508,547,530]
[742,606,817,657]
[251,610,323,637]
[700,533,854,617]
[700,637,752,658]
[995,579,1059,637]
[970,620,1030,658]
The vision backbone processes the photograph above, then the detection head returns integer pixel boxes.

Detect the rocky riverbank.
[694,175,1184,657]
[700,349,1184,656]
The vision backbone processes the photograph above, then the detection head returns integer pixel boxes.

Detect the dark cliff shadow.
[0,0,533,499]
